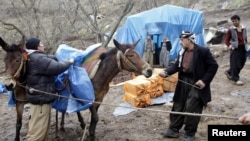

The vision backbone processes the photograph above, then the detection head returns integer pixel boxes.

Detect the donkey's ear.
[19,35,26,49]
[131,39,140,49]
[113,39,123,51]
[0,37,10,51]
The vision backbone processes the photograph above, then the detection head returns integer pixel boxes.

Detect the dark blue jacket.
[26,51,72,104]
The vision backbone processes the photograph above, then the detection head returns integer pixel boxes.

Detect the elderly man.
[159,31,218,141]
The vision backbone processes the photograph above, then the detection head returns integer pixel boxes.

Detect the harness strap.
[117,50,139,72]
[116,51,122,71]
[89,60,101,79]
[13,52,27,79]
[13,55,24,79]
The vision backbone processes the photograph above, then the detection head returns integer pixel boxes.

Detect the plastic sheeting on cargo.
[52,65,95,113]
[0,83,7,94]
[116,4,205,61]
[52,44,96,113]
[0,83,16,107]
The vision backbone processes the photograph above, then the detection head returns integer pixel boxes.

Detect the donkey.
[0,36,27,141]
[0,36,153,141]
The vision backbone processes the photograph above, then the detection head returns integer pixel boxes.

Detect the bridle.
[116,49,148,72]
[2,50,28,102]
[13,52,27,79]
[4,50,27,86]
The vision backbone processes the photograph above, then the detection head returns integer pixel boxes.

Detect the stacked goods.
[123,73,164,107]
[153,68,178,92]
[137,74,164,98]
[123,78,152,108]
[162,72,178,92]
[123,78,151,96]
[123,68,178,107]
[123,92,151,108]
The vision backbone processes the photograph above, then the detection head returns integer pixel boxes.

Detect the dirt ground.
[0,45,250,141]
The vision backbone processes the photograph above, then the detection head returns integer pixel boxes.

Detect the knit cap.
[26,38,40,50]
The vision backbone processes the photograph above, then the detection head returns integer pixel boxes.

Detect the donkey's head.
[113,39,152,78]
[0,36,26,80]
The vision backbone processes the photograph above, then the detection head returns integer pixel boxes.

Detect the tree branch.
[0,21,26,37]
[61,1,86,47]
[102,0,134,48]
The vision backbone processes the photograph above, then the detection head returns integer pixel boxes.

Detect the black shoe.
[160,129,167,136]
[183,134,194,141]
[224,71,232,80]
[161,128,179,138]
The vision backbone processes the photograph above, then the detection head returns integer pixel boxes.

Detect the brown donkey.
[0,36,27,141]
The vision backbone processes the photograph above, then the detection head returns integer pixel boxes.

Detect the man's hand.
[229,45,235,50]
[239,113,250,125]
[195,80,205,89]
[158,71,168,78]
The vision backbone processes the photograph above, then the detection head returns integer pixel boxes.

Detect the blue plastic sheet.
[53,44,96,113]
[116,4,205,61]
[55,44,101,66]
[0,83,7,93]
[7,91,16,107]
[52,66,95,113]
[0,83,16,107]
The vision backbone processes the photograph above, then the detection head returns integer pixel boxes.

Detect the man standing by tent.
[143,35,155,67]
[159,31,218,141]
[159,36,172,68]
[224,15,248,85]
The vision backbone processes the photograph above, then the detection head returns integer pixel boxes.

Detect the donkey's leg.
[55,110,60,139]
[87,104,100,141]
[60,112,66,131]
[77,112,85,129]
[15,102,25,141]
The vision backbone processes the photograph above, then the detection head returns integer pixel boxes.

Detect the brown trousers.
[27,104,51,141]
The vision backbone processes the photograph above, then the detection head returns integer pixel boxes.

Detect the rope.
[178,79,201,89]
[163,75,202,89]
[17,83,238,120]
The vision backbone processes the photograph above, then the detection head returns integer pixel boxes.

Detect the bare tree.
[0,0,178,51]
[102,0,134,48]
[0,21,25,37]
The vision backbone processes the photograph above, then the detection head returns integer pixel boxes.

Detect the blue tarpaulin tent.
[116,4,205,61]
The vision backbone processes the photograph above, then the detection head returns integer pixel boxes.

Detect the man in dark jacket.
[159,31,218,141]
[25,37,74,141]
